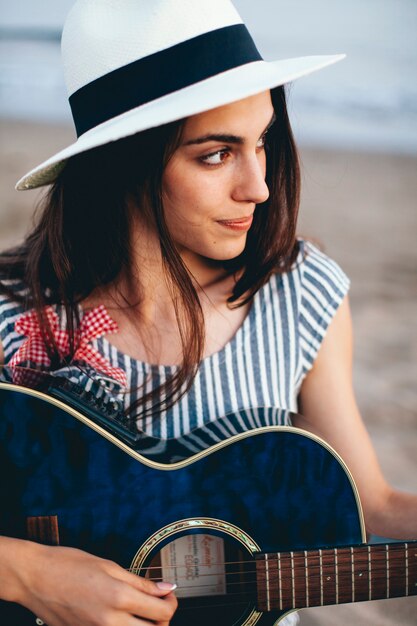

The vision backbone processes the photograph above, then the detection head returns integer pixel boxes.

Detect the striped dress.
[0,239,349,626]
[0,239,349,437]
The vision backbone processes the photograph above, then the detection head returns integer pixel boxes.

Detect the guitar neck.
[255,541,417,612]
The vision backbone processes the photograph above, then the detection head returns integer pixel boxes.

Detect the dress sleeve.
[298,240,350,376]
[0,280,28,363]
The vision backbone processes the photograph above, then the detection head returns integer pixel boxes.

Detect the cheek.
[162,168,224,226]
[163,183,200,231]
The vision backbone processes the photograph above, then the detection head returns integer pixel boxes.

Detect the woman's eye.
[199,149,229,166]
[199,133,269,167]
[257,133,268,149]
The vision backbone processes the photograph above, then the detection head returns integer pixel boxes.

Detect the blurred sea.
[0,0,416,153]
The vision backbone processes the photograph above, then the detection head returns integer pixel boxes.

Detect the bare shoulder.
[296,295,353,428]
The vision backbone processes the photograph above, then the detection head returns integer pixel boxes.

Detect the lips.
[216,215,254,231]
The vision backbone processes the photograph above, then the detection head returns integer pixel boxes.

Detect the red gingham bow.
[10,305,127,387]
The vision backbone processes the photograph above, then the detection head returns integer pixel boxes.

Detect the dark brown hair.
[0,86,300,419]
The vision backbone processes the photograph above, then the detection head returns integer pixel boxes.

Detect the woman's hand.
[9,539,178,626]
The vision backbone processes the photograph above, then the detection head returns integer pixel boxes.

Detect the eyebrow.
[183,111,277,146]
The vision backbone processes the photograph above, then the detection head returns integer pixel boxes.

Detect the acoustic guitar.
[0,371,415,625]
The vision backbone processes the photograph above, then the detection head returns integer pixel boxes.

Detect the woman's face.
[162,90,275,263]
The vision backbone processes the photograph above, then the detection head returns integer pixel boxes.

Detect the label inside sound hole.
[160,534,226,598]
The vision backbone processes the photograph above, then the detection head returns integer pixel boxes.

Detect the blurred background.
[0,1,416,623]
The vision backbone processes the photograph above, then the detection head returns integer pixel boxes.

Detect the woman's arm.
[0,535,177,625]
[297,296,417,539]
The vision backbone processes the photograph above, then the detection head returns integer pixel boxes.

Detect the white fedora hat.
[16,0,344,191]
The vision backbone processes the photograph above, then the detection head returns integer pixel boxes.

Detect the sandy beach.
[1,119,416,624]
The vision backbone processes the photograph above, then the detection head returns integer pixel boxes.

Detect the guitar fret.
[278,552,283,611]
[405,543,408,596]
[304,550,310,608]
[319,548,324,605]
[323,550,336,606]
[265,553,271,611]
[290,551,295,608]
[335,548,339,604]
[255,542,417,612]
[368,545,372,600]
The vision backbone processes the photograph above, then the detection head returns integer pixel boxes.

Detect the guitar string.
[171,572,414,610]
[167,581,409,602]
[126,568,411,589]
[173,592,372,610]
[177,598,256,611]
[173,596,395,613]
[127,553,403,572]
[143,574,412,604]
[128,564,409,581]
[127,551,409,576]
[125,573,412,597]
[173,586,412,610]
[127,563,410,583]
[128,561,408,578]
[174,589,402,612]
[172,589,409,613]
[126,545,409,572]
[130,578,410,610]
[135,572,411,586]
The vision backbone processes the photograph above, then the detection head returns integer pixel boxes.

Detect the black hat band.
[69,24,263,137]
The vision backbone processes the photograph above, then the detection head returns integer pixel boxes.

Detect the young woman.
[0,1,416,625]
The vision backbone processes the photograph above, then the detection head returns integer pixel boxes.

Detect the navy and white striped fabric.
[0,240,349,439]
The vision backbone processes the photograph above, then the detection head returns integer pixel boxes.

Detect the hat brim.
[16,54,344,190]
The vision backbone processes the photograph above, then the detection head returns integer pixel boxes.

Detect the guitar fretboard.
[255,542,417,611]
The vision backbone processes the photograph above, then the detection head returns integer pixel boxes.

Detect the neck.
[255,541,417,612]
[102,212,234,317]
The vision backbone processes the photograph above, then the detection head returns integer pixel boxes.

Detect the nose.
[231,153,270,205]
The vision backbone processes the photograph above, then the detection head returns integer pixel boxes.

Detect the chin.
[213,235,248,257]
[206,245,247,262]
[178,236,247,265]
[209,231,249,261]
[221,249,246,261]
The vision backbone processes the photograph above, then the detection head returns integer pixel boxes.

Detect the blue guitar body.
[0,379,366,625]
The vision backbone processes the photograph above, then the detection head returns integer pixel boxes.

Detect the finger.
[132,614,179,626]
[112,583,178,622]
[111,565,177,597]
[130,575,177,598]
[131,609,176,626]
[155,581,178,596]
[154,592,179,626]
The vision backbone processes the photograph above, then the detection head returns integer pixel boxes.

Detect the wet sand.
[1,119,416,624]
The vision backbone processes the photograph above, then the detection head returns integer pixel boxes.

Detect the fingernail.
[156,581,177,591]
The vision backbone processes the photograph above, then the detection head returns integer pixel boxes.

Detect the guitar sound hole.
[142,532,256,626]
